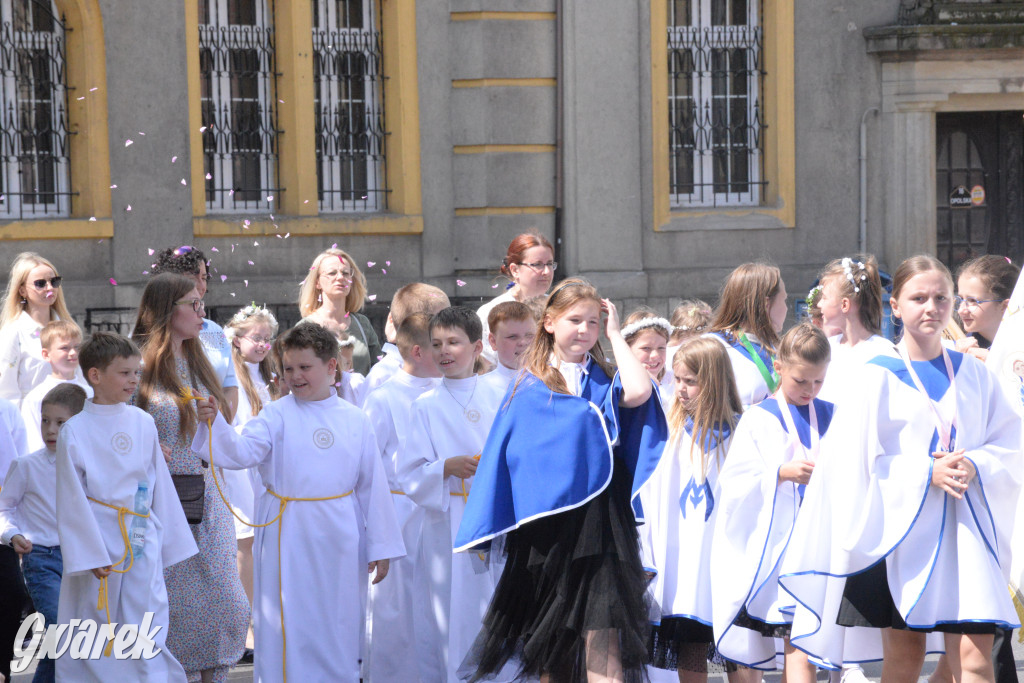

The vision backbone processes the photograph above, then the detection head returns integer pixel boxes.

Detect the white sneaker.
[840,666,871,683]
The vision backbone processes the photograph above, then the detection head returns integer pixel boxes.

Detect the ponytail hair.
[818,254,884,336]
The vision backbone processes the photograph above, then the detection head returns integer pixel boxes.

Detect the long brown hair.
[818,255,884,335]
[515,278,614,396]
[710,263,784,352]
[131,273,229,435]
[225,304,280,417]
[668,337,743,484]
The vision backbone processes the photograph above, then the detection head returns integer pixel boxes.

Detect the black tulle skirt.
[464,463,651,683]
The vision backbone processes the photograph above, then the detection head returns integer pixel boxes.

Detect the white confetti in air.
[220,275,227,282]
[89,216,97,222]
[382,269,387,274]
[253,241,259,246]
[492,283,499,288]
[138,132,146,136]
[76,96,84,100]
[284,232,290,238]
[367,261,376,268]
[110,184,117,189]
[126,205,132,211]
[125,140,133,147]
[244,279,249,287]
[267,195,274,202]
[231,245,235,252]
[199,126,207,133]
[210,247,219,252]
[230,293,236,297]
[171,156,178,163]
[205,173,212,180]
[109,278,118,286]
[180,179,187,186]
[304,199,309,204]
[89,87,98,91]
[142,270,149,275]
[248,260,254,265]
[385,261,391,266]
[229,190,235,196]
[456,280,466,287]
[331,243,337,249]
[147,248,154,255]
[368,294,377,302]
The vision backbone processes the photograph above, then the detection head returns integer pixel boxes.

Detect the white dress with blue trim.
[778,348,1022,669]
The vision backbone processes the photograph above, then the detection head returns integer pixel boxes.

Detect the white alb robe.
[817,334,891,404]
[363,369,439,683]
[193,393,404,683]
[638,425,733,627]
[0,396,26,485]
[779,350,1023,669]
[711,399,830,669]
[706,332,773,409]
[397,375,510,683]
[222,361,272,540]
[362,342,402,396]
[56,400,197,682]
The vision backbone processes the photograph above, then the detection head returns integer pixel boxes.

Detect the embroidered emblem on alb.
[111,432,133,455]
[313,428,335,449]
[464,409,481,424]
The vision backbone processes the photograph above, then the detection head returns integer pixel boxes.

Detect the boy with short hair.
[1,383,86,683]
[364,283,450,395]
[21,320,92,452]
[363,312,441,682]
[56,331,197,681]
[397,306,510,682]
[193,321,404,683]
[482,300,537,390]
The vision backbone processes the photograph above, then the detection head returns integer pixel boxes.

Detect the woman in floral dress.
[132,273,249,682]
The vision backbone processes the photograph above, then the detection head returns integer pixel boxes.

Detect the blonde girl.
[639,337,753,683]
[622,309,673,407]
[0,252,73,404]
[298,248,380,375]
[712,323,832,682]
[779,256,1022,683]
[455,278,668,683]
[815,255,890,403]
[707,264,788,408]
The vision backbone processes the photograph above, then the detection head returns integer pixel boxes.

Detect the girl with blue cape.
[454,278,668,683]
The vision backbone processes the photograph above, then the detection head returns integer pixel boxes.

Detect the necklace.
[444,377,480,423]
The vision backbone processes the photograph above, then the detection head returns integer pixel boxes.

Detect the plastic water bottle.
[129,481,149,558]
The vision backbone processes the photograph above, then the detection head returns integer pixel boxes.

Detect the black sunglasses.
[30,276,62,290]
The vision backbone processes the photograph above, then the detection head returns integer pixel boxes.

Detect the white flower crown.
[620,317,673,339]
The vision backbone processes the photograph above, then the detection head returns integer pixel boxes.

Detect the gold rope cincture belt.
[85,496,150,656]
[450,454,485,560]
[181,389,351,683]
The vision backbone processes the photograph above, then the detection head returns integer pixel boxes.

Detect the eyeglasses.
[174,298,205,313]
[320,268,354,282]
[242,335,275,347]
[955,295,1004,310]
[518,261,558,273]
[30,276,62,290]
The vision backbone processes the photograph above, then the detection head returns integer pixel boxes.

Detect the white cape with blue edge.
[454,369,667,553]
[778,349,1022,669]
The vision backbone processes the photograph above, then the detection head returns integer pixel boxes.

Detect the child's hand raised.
[10,534,31,555]
[368,559,390,585]
[602,298,622,338]
[778,460,815,485]
[195,396,219,423]
[91,565,112,579]
[443,455,479,480]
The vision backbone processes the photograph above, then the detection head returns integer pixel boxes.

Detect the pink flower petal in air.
[385,261,391,266]
[244,280,249,287]
[109,278,118,286]
[180,179,187,186]
[456,280,466,287]
[368,294,377,302]
[492,283,499,288]
[220,275,227,282]
[248,260,254,266]
[125,140,133,147]
[382,269,387,274]
[367,261,376,268]
[210,247,219,252]
[148,248,154,255]
[171,156,178,163]
[331,243,337,249]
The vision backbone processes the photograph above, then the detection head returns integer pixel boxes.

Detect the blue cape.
[453,366,668,552]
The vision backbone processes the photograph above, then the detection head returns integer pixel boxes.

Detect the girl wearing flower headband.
[815,255,890,405]
[707,264,788,409]
[622,309,673,407]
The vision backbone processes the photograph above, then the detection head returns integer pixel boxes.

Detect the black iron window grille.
[200,0,280,213]
[312,0,387,212]
[668,0,766,208]
[0,0,72,219]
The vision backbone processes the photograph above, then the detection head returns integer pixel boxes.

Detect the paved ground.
[10,638,1024,681]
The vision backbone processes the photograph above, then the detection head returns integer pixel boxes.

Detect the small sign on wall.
[950,185,972,208]
[971,185,986,206]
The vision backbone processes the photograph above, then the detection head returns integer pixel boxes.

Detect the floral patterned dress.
[144,359,249,681]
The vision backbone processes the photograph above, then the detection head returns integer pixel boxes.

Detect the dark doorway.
[935,111,1024,269]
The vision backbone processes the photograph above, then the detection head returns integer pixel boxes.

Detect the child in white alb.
[479,300,535,394]
[20,320,91,453]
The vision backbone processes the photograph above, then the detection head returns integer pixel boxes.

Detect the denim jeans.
[21,545,61,683]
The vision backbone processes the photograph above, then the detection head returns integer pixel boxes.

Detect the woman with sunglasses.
[0,252,75,405]
[153,246,239,419]
[953,255,1019,363]
[476,231,556,364]
[298,248,381,376]
[132,273,250,682]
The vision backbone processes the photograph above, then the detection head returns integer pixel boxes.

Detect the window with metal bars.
[312,0,387,212]
[199,0,279,213]
[0,0,71,219]
[668,0,765,208]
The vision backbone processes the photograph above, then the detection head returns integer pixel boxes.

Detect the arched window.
[199,0,278,213]
[0,0,71,218]
[312,0,386,212]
